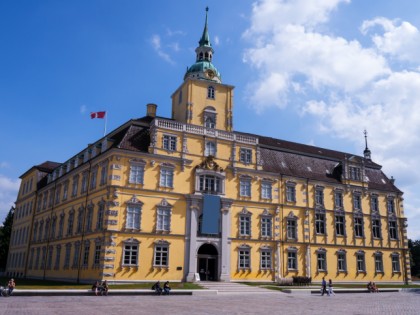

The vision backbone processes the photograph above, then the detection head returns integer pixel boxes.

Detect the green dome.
[185,61,221,80]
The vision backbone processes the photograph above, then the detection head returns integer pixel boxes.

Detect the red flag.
[90,111,106,119]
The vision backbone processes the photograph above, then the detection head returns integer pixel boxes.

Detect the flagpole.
[104,111,107,136]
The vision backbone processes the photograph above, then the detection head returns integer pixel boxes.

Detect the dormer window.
[349,166,361,180]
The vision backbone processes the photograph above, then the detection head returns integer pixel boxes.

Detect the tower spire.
[199,7,211,47]
[364,129,371,160]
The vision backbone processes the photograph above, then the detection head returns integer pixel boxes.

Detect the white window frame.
[126,203,142,230]
[335,215,345,236]
[154,241,169,267]
[356,251,366,272]
[315,213,325,234]
[239,148,252,164]
[337,250,347,272]
[260,216,272,238]
[205,141,216,156]
[159,164,174,188]
[260,248,272,270]
[354,216,364,237]
[391,253,401,272]
[238,245,251,269]
[129,160,146,184]
[240,177,252,197]
[239,214,251,237]
[162,134,177,151]
[261,181,272,199]
[372,218,381,239]
[317,250,327,271]
[287,218,297,240]
[286,184,296,202]
[122,239,139,267]
[375,252,384,273]
[287,248,298,270]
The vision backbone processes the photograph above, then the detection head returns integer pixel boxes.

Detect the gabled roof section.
[20,161,61,178]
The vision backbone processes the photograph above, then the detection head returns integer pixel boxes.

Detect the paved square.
[1,291,420,315]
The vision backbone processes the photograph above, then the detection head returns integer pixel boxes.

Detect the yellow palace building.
[7,9,411,284]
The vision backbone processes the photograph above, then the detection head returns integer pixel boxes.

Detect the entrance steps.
[199,281,281,295]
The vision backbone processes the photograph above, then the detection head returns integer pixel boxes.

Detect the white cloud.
[151,34,174,64]
[242,0,420,239]
[361,18,420,63]
[0,174,20,223]
[0,161,10,169]
[80,105,87,114]
[213,35,220,46]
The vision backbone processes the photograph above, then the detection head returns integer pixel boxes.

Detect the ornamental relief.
[196,155,223,172]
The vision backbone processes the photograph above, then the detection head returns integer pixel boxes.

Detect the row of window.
[314,212,399,239]
[14,200,33,220]
[37,164,108,212]
[310,250,401,274]
[10,225,30,246]
[6,251,26,270]
[20,178,34,196]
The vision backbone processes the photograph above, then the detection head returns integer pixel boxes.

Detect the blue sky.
[1,0,420,239]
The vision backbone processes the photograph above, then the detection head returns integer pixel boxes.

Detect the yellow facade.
[7,9,410,285]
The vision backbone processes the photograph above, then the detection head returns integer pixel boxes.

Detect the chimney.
[146,103,157,117]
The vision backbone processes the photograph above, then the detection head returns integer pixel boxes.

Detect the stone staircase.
[199,281,281,295]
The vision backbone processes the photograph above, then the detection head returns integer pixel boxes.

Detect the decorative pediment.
[158,198,172,208]
[196,155,223,172]
[287,211,298,219]
[127,195,143,205]
[240,207,252,216]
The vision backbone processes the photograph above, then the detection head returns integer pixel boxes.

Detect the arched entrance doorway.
[197,243,218,281]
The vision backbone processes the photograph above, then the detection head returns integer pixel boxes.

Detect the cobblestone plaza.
[1,292,419,315]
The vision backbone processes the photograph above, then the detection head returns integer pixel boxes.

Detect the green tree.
[0,206,14,270]
[408,239,420,278]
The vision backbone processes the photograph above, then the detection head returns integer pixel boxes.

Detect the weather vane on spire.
[363,129,371,160]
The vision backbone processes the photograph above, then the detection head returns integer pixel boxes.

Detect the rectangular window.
[286,185,296,202]
[337,252,347,272]
[392,255,400,272]
[67,213,74,236]
[90,169,97,190]
[54,246,61,270]
[317,252,326,271]
[287,251,297,270]
[335,215,345,236]
[334,191,343,208]
[261,181,272,199]
[240,179,251,197]
[154,244,169,267]
[372,219,381,238]
[47,246,53,270]
[239,216,251,236]
[72,242,80,268]
[64,245,71,269]
[62,182,68,201]
[315,213,325,234]
[238,249,250,269]
[129,164,144,184]
[349,166,361,180]
[100,165,108,185]
[126,205,142,229]
[240,148,252,164]
[389,221,398,239]
[123,243,138,266]
[260,250,272,269]
[163,135,177,151]
[83,243,90,266]
[371,195,379,212]
[55,186,61,205]
[375,254,383,272]
[357,253,365,272]
[72,176,79,197]
[199,175,221,193]
[81,173,88,194]
[96,204,104,231]
[315,189,324,206]
[157,208,171,231]
[261,217,272,237]
[387,198,395,213]
[94,245,101,265]
[287,219,297,239]
[160,168,174,188]
[353,194,362,211]
[85,208,93,232]
[354,217,364,237]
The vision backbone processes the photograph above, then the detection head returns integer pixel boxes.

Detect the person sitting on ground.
[7,278,15,296]
[372,282,379,293]
[163,281,171,295]
[101,280,109,296]
[367,281,374,293]
[152,281,162,295]
[92,281,100,296]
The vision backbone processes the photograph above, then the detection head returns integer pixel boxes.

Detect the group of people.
[367,281,379,293]
[92,280,109,296]
[321,277,335,296]
[152,281,171,295]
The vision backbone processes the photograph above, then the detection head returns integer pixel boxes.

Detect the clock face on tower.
[206,69,215,79]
